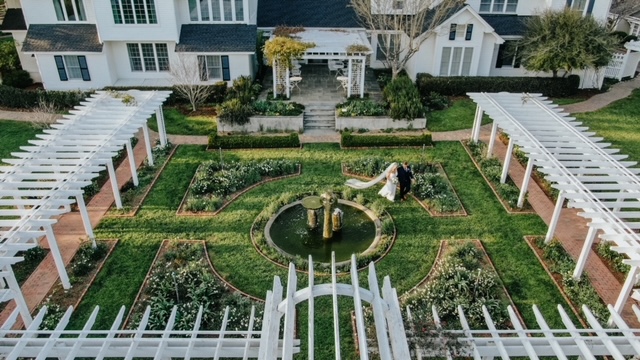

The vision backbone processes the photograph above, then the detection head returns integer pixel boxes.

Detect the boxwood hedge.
[341,132,432,148]
[208,133,300,149]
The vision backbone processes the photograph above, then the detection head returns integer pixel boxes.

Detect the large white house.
[0,0,613,90]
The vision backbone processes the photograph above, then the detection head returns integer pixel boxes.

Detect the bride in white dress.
[378,164,398,201]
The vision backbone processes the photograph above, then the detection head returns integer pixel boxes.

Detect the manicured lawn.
[0,120,42,162]
[573,89,640,162]
[70,142,572,358]
[147,108,217,136]
[552,98,584,106]
[427,97,491,132]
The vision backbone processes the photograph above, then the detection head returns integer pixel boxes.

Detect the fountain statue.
[332,208,343,232]
[301,196,322,229]
[320,191,336,239]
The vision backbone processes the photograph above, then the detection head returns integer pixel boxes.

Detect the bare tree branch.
[170,55,216,112]
[609,0,640,30]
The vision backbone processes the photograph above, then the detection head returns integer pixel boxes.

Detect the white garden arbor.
[468,92,640,315]
[0,90,170,325]
[271,29,372,99]
[2,255,640,359]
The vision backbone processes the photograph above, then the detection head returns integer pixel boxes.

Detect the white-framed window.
[393,0,404,10]
[570,0,587,13]
[376,33,398,61]
[495,40,521,68]
[197,55,230,81]
[53,0,86,21]
[479,0,517,13]
[54,55,91,81]
[126,43,169,72]
[631,22,640,37]
[188,0,244,22]
[439,47,473,76]
[111,0,157,24]
[448,24,467,40]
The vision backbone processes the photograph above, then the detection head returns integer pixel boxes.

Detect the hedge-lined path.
[0,133,153,328]
[563,76,640,113]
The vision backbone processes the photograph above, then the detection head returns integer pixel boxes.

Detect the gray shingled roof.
[22,24,102,52]
[257,0,360,28]
[0,8,27,31]
[480,15,533,37]
[176,24,257,52]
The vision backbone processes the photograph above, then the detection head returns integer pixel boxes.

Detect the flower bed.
[594,241,630,282]
[179,159,301,215]
[462,140,534,213]
[38,240,117,330]
[125,240,262,331]
[526,236,608,324]
[108,142,176,216]
[251,189,396,272]
[343,158,465,216]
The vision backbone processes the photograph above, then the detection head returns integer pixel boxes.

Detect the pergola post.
[106,159,122,209]
[359,57,366,98]
[487,122,498,158]
[500,138,515,184]
[572,227,597,279]
[545,191,564,243]
[272,65,278,99]
[44,225,71,289]
[613,265,639,315]
[4,265,32,326]
[471,105,483,142]
[13,196,24,210]
[285,67,291,99]
[126,139,139,186]
[75,194,95,246]
[155,106,167,146]
[517,158,534,208]
[347,59,352,98]
[142,124,154,166]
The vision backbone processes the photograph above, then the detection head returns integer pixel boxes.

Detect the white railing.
[605,52,625,79]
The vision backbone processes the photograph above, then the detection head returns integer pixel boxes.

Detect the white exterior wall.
[94,0,179,42]
[109,41,176,82]
[466,0,549,15]
[36,53,112,90]
[476,33,500,76]
[404,35,437,79]
[6,0,21,8]
[20,0,98,25]
[10,31,42,82]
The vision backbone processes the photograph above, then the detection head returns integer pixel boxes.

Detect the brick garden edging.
[524,235,589,328]
[341,164,467,217]
[107,145,179,218]
[460,140,536,215]
[176,164,302,217]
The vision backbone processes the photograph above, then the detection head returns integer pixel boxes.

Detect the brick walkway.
[0,133,152,326]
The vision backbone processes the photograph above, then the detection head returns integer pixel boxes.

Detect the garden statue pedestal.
[301,196,323,229]
[321,191,337,239]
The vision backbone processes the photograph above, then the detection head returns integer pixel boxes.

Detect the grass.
[0,120,42,162]
[427,97,491,132]
[552,98,584,106]
[147,108,217,136]
[574,88,640,162]
[68,142,572,359]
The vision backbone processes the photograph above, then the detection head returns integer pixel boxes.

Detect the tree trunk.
[552,70,558,78]
[391,64,400,80]
[191,99,197,112]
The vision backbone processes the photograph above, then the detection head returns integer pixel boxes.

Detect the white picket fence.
[605,52,626,79]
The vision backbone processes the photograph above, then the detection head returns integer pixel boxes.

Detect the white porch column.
[272,65,278,99]
[155,107,167,146]
[471,105,483,142]
[285,67,291,99]
[360,57,366,98]
[517,158,534,208]
[4,265,32,326]
[486,122,498,158]
[106,159,122,209]
[44,225,71,289]
[142,124,154,167]
[500,138,514,184]
[572,227,597,279]
[613,266,639,315]
[75,195,95,245]
[545,191,565,243]
[347,59,353,98]
[126,139,139,187]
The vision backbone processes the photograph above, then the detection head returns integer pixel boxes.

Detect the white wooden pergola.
[0,90,170,326]
[2,255,640,359]
[468,92,640,315]
[271,29,372,98]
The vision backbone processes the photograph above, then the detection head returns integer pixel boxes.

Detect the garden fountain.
[265,191,382,264]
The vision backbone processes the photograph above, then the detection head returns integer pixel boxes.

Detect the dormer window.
[479,0,517,13]
[189,0,245,22]
[449,24,468,40]
[53,0,86,21]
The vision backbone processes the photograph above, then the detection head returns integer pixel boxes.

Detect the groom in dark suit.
[397,162,414,201]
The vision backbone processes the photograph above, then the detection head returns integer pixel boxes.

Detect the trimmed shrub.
[335,99,388,117]
[2,70,33,89]
[0,85,89,109]
[209,133,300,149]
[383,76,424,120]
[104,83,228,106]
[341,132,432,148]
[415,74,580,97]
[217,98,254,125]
[422,91,451,111]
[226,75,261,104]
[253,100,305,116]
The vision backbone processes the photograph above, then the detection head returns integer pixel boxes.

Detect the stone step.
[304,116,335,123]
[305,108,335,114]
[305,125,336,130]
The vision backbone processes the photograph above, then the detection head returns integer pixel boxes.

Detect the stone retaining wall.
[335,113,426,130]
[217,115,303,133]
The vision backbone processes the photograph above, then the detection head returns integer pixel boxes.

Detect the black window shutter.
[465,24,473,41]
[198,56,207,81]
[449,24,456,40]
[586,0,595,14]
[221,55,230,81]
[78,56,91,81]
[495,44,505,68]
[54,55,68,81]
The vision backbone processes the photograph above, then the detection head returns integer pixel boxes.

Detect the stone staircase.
[303,103,336,133]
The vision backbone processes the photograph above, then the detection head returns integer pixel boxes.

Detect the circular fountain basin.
[265,199,382,264]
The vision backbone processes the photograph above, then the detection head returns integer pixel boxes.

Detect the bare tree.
[30,100,60,129]
[170,55,215,112]
[609,0,640,30]
[350,0,463,79]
